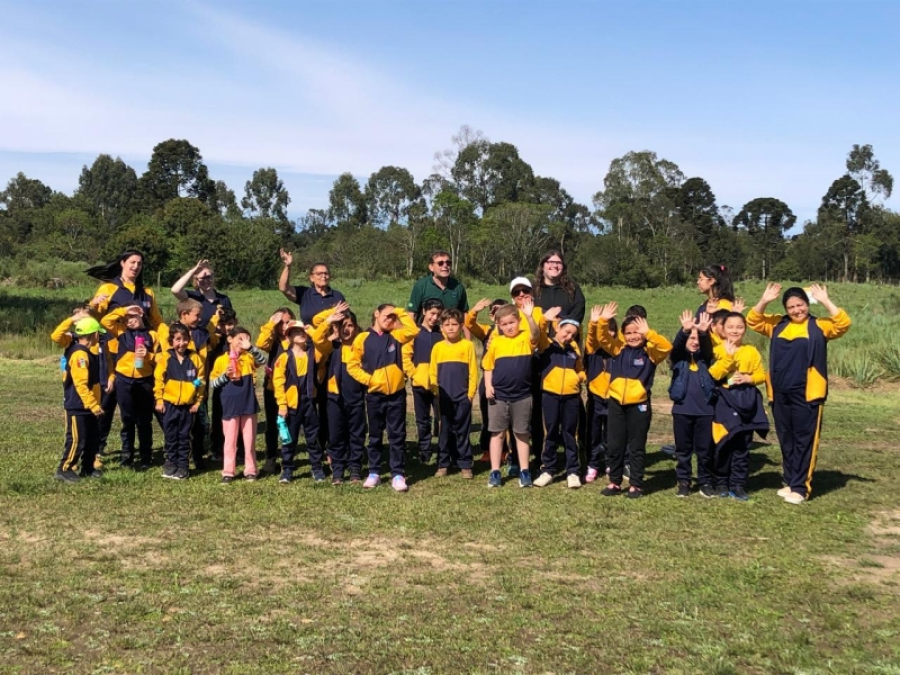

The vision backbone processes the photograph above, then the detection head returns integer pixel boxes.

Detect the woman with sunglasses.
[532,250,585,324]
[171,260,233,326]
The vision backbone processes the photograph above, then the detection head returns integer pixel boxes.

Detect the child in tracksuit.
[154,323,206,480]
[208,308,238,462]
[534,318,585,489]
[347,304,419,492]
[584,310,617,483]
[255,307,297,476]
[464,298,509,460]
[101,305,157,469]
[272,309,341,484]
[323,309,367,483]
[668,310,716,498]
[54,317,106,482]
[594,302,672,499]
[210,327,268,483]
[403,298,445,464]
[428,309,478,478]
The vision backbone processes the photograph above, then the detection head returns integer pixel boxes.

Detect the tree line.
[0,127,896,288]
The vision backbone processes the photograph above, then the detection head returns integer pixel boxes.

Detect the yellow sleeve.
[746,347,766,385]
[155,323,170,353]
[482,339,496,372]
[100,307,128,337]
[309,321,335,360]
[311,307,333,329]
[91,283,118,316]
[272,352,289,408]
[145,289,164,330]
[390,308,420,345]
[467,342,479,399]
[709,350,736,381]
[210,354,228,382]
[645,329,673,365]
[206,315,221,352]
[818,309,852,340]
[70,354,101,413]
[596,319,624,357]
[402,341,416,377]
[585,321,599,354]
[50,318,75,348]
[192,353,207,405]
[465,311,488,343]
[346,333,372,387]
[536,330,552,353]
[256,321,277,351]
[429,346,439,396]
[153,352,168,402]
[746,309,781,338]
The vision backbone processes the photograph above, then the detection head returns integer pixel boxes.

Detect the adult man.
[407,251,469,321]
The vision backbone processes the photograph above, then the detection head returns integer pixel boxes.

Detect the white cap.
[509,277,532,293]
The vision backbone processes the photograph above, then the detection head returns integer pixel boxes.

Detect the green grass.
[1,349,900,673]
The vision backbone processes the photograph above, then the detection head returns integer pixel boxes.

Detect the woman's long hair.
[533,249,575,300]
[86,250,146,294]
[699,263,735,302]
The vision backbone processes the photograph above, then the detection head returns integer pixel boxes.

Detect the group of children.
[51,279,776,500]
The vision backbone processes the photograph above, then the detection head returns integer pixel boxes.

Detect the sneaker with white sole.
[567,474,581,489]
[363,473,381,489]
[488,470,502,488]
[585,467,599,483]
[533,472,554,488]
[777,486,792,497]
[391,475,409,492]
[784,492,805,505]
[518,470,533,488]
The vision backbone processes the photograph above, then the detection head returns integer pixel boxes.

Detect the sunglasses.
[312,271,331,277]
[196,275,213,281]
[511,287,531,297]
[433,260,451,267]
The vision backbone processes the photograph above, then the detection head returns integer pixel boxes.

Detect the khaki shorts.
[488,396,532,436]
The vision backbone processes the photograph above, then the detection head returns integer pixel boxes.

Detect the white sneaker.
[784,492,805,505]
[391,475,409,492]
[533,472,554,488]
[777,486,792,498]
[567,474,582,489]
[585,467,599,483]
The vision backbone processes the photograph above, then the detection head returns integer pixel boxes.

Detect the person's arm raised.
[171,260,206,301]
[277,248,298,303]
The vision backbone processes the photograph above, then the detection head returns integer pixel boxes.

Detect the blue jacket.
[668,329,716,404]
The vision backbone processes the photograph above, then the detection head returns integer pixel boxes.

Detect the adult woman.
[532,250,585,323]
[86,250,164,466]
[278,249,346,326]
[696,264,735,316]
[747,283,851,504]
[171,259,233,326]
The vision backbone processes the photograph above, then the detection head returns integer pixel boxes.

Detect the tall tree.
[480,203,552,280]
[674,177,721,257]
[242,167,291,221]
[328,173,367,229]
[0,172,54,242]
[139,139,215,212]
[76,155,138,232]
[432,190,476,274]
[818,174,869,282]
[451,140,534,212]
[433,124,487,180]
[365,166,421,228]
[846,144,893,202]
[733,197,796,280]
[210,180,242,219]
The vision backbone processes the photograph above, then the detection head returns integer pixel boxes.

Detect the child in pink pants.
[210,327,267,483]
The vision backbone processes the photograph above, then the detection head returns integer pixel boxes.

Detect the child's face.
[723,317,746,343]
[171,332,188,353]
[555,324,578,346]
[697,273,714,294]
[623,324,644,348]
[220,321,236,336]
[712,319,726,339]
[126,315,143,330]
[289,328,308,347]
[497,314,520,338]
[422,308,442,329]
[686,328,700,353]
[442,319,461,340]
[375,307,398,333]
[181,307,202,328]
[340,318,358,342]
[278,314,294,338]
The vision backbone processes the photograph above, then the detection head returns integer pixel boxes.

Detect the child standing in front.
[255,308,297,476]
[154,323,206,480]
[482,301,540,488]
[210,327,268,483]
[465,298,509,460]
[347,304,420,492]
[53,317,106,482]
[403,298,445,464]
[428,309,478,478]
[594,302,672,499]
[584,309,617,483]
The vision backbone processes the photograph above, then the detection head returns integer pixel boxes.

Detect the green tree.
[481,203,551,281]
[846,144,893,202]
[733,197,796,280]
[242,167,291,221]
[328,173,367,229]
[0,172,54,242]
[451,140,534,212]
[109,214,171,280]
[211,180,242,219]
[431,190,476,274]
[818,175,869,281]
[365,166,421,228]
[76,155,138,232]
[138,139,215,212]
[30,208,99,262]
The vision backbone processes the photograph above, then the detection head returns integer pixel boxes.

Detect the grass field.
[1,282,900,673]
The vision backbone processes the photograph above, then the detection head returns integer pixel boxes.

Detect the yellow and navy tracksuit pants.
[540,393,581,476]
[60,413,100,474]
[282,398,322,472]
[773,390,824,498]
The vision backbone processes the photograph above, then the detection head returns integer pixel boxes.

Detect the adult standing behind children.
[532,250,585,323]
[171,260,233,326]
[277,249,346,325]
[407,251,469,322]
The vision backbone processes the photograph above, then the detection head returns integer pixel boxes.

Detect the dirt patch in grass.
[868,510,900,538]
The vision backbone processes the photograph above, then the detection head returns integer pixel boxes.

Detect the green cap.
[74,317,107,336]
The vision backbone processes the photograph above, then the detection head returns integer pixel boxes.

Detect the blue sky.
[1,0,898,225]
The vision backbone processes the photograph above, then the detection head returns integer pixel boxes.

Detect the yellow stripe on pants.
[804,405,825,498]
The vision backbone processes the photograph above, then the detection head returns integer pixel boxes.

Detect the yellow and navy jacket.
[584,319,614,399]
[347,309,420,395]
[707,342,770,447]
[63,343,102,415]
[668,329,716,416]
[708,343,767,388]
[51,316,110,379]
[696,297,733,319]
[256,320,291,393]
[100,307,157,380]
[156,317,218,365]
[403,325,444,390]
[482,329,536,403]
[747,308,851,403]
[326,341,367,403]
[153,349,206,407]
[594,319,672,405]
[429,338,478,402]
[210,347,267,419]
[272,323,335,411]
[538,335,584,396]
[94,279,164,329]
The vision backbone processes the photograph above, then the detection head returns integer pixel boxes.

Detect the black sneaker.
[312,469,327,483]
[279,469,293,484]
[244,473,258,482]
[135,463,149,473]
[626,487,643,499]
[80,469,103,479]
[162,464,177,479]
[699,484,716,498]
[601,483,622,497]
[729,487,750,501]
[55,469,81,483]
[173,467,189,480]
[623,463,631,479]
[716,487,730,498]
[262,459,278,476]
[221,476,234,484]
[676,482,691,498]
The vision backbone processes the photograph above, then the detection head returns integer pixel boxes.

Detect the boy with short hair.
[482,300,540,488]
[54,317,106,482]
[429,308,478,478]
[403,298,444,464]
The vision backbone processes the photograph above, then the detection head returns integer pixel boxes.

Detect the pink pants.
[222,414,258,477]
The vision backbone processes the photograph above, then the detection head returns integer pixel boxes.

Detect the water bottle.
[60,355,68,373]
[229,352,241,381]
[276,416,292,445]
[134,336,145,369]
[192,378,203,388]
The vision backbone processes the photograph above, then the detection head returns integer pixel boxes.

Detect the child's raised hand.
[679,309,694,332]
[761,283,782,305]
[808,284,829,303]
[126,304,144,317]
[544,306,562,322]
[632,316,650,336]
[732,297,746,314]
[234,333,251,352]
[72,307,91,321]
[269,310,285,326]
[696,312,712,333]
[521,298,535,317]
[472,298,491,314]
[706,298,719,313]
[724,338,739,356]
[89,294,108,309]
[279,248,293,266]
[327,301,350,323]
[590,305,603,323]
[599,302,618,321]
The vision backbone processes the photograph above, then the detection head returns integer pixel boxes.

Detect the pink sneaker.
[391,475,409,492]
[585,467,599,483]
[363,473,381,489]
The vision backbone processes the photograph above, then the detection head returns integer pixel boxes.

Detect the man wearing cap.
[54,317,106,482]
[407,251,469,322]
